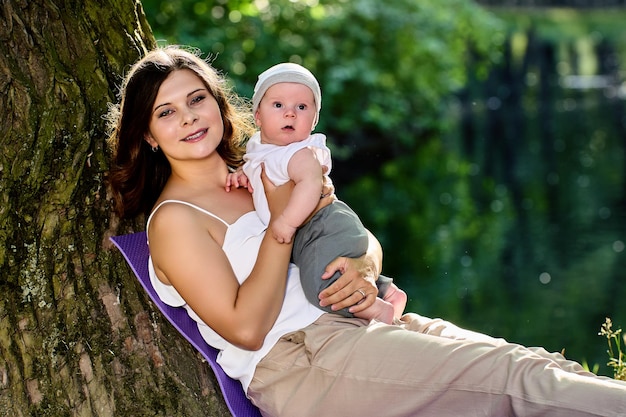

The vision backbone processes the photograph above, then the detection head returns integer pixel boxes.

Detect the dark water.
[439,69,626,376]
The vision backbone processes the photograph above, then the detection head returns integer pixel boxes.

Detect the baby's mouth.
[282,125,295,131]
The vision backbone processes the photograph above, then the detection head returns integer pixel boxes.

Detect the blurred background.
[140,0,626,375]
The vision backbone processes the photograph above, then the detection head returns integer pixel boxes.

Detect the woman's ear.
[144,133,158,148]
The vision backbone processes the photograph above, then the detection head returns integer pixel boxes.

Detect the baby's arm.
[271,147,324,243]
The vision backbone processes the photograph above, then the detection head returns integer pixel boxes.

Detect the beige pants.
[248,313,626,417]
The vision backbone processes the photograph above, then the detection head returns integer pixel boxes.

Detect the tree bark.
[0,1,230,415]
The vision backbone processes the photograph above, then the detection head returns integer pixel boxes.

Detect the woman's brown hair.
[106,46,255,219]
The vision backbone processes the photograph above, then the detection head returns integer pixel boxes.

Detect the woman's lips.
[182,128,207,142]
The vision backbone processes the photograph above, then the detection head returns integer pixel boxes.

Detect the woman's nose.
[182,108,198,124]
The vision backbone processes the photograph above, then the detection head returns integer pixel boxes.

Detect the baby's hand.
[225,168,253,193]
[271,216,297,244]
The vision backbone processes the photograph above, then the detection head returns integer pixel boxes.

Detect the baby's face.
[255,82,317,146]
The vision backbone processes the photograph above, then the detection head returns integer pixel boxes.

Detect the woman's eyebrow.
[188,88,206,97]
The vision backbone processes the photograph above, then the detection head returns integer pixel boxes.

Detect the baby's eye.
[297,104,307,111]
[272,102,283,109]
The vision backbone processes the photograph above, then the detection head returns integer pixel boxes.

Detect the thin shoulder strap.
[146,200,230,236]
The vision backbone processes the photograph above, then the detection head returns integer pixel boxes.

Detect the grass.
[598,317,626,381]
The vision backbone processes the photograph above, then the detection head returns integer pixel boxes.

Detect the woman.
[107,46,626,417]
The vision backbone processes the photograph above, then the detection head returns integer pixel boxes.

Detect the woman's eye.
[191,94,205,104]
[158,109,173,118]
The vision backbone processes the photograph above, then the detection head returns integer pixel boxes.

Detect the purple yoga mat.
[111,232,262,417]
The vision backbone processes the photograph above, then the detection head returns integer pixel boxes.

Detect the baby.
[227,63,406,324]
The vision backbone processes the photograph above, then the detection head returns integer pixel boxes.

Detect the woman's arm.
[318,229,382,314]
[149,179,295,351]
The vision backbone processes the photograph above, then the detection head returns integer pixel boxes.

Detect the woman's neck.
[156,155,254,225]
[164,157,230,196]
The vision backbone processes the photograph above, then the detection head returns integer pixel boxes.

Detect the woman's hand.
[318,229,382,314]
[318,255,379,314]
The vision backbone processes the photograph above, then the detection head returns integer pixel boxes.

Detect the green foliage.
[141,0,504,159]
[493,8,626,57]
[343,139,514,319]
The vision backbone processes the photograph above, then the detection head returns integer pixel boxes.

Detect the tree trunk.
[0,1,230,415]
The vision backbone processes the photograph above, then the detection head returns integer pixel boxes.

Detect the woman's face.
[145,69,224,161]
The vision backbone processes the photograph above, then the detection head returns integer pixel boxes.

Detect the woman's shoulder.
[148,199,234,235]
[152,199,200,218]
[147,200,208,234]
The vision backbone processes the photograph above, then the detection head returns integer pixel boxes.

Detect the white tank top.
[146,200,324,393]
